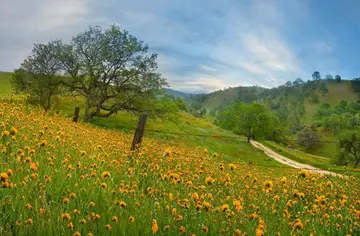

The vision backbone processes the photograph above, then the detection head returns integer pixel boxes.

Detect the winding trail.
[250,140,345,178]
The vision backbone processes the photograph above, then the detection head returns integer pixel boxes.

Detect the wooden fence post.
[131,113,148,150]
[73,107,80,122]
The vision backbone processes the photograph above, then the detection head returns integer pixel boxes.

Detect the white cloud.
[0,0,91,71]
[35,0,89,33]
[0,0,341,93]
[198,65,217,72]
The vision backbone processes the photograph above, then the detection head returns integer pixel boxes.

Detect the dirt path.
[250,140,344,178]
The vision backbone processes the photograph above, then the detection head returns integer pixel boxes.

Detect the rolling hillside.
[0,71,282,169]
[163,88,193,99]
[189,80,359,120]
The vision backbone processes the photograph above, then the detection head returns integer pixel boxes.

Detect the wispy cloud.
[0,0,358,92]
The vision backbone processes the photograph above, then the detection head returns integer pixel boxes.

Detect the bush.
[297,125,320,149]
[310,93,319,103]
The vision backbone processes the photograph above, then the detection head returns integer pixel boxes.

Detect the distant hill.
[163,88,193,99]
[188,79,360,123]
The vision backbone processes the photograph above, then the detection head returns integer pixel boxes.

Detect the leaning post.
[131,113,148,150]
[73,107,80,122]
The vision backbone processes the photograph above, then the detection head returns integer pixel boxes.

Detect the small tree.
[325,74,334,81]
[319,83,329,97]
[312,71,321,81]
[335,75,342,83]
[324,114,344,134]
[293,78,304,86]
[297,125,319,149]
[219,103,278,143]
[11,42,64,111]
[351,78,360,92]
[339,132,360,168]
[200,108,207,117]
[310,93,319,103]
[316,103,332,117]
[285,81,293,87]
[288,113,300,133]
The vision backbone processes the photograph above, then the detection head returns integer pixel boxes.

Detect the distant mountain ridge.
[163,88,195,99]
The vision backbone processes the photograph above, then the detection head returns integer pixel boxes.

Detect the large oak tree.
[56,25,167,120]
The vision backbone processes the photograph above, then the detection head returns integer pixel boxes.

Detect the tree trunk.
[45,96,51,111]
[85,96,91,121]
[354,159,360,169]
[247,136,251,143]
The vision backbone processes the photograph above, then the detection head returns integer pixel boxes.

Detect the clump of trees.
[11,25,177,121]
[297,125,320,149]
[219,102,282,143]
[315,100,360,134]
[351,78,360,92]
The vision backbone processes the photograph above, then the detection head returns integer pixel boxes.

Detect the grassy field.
[1,101,360,235]
[0,72,284,171]
[1,72,359,174]
[0,71,12,97]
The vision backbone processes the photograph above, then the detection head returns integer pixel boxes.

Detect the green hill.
[0,71,284,170]
[189,80,359,122]
[302,81,359,122]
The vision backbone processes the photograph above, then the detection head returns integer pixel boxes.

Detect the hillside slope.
[189,80,359,121]
[0,71,12,97]
[1,100,360,235]
[0,71,281,168]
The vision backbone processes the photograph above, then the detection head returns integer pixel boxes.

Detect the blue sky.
[1,0,360,93]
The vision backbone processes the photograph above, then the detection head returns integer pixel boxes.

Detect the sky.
[1,0,360,93]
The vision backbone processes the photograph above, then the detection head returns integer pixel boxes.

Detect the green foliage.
[285,81,292,87]
[288,113,300,133]
[293,78,304,86]
[335,75,342,83]
[152,94,182,122]
[324,114,346,134]
[297,125,320,149]
[316,103,332,117]
[351,78,360,92]
[55,25,167,120]
[312,71,321,81]
[325,74,334,81]
[11,42,66,110]
[319,82,329,96]
[0,72,13,97]
[219,102,281,142]
[310,93,319,103]
[339,132,360,168]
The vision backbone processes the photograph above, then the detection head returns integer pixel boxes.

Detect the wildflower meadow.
[0,100,360,235]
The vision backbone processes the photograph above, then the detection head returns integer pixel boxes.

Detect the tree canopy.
[339,132,360,168]
[219,102,281,143]
[11,43,64,111]
[12,25,168,120]
[312,71,321,81]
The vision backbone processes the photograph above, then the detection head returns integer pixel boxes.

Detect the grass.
[1,101,360,235]
[0,72,284,171]
[1,72,358,175]
[0,71,13,97]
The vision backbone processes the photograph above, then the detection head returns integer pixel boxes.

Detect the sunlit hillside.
[1,101,360,235]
